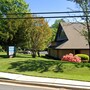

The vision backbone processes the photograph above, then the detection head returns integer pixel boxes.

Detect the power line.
[0,11,90,19]
[29,11,90,14]
[0,15,90,19]
[0,11,90,15]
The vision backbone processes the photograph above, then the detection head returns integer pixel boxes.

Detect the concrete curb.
[0,78,90,90]
[0,72,90,90]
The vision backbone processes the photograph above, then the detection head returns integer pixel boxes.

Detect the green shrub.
[75,54,89,60]
[50,64,63,72]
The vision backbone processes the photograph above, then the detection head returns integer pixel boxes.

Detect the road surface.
[0,81,70,90]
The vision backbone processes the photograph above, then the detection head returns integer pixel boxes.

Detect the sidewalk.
[0,72,90,89]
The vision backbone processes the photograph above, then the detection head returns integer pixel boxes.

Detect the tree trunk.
[31,49,36,58]
[86,16,90,62]
[37,50,40,57]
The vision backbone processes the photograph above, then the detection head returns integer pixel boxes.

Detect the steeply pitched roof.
[51,23,89,49]
[54,23,68,42]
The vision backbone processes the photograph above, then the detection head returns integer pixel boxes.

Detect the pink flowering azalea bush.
[61,53,81,63]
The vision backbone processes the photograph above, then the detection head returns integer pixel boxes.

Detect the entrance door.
[75,50,80,54]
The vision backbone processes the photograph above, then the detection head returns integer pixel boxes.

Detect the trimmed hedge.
[75,54,89,60]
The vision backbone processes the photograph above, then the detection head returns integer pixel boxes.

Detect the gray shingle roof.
[55,23,89,49]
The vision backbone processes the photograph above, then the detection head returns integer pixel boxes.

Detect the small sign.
[8,46,15,57]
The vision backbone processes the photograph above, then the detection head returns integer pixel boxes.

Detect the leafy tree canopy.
[0,0,30,49]
[24,17,52,57]
[51,19,65,29]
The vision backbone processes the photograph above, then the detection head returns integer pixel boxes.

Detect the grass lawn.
[0,52,90,82]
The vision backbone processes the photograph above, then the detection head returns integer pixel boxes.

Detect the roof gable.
[54,23,68,42]
[50,23,89,49]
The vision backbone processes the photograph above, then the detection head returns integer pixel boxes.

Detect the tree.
[25,17,52,58]
[67,0,90,61]
[51,19,65,29]
[0,0,29,50]
[51,19,65,41]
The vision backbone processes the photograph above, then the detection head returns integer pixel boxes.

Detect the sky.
[25,0,79,26]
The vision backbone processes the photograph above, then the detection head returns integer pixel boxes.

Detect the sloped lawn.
[0,52,90,82]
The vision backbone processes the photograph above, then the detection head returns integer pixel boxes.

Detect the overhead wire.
[0,11,90,19]
[0,15,90,19]
[0,11,90,15]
